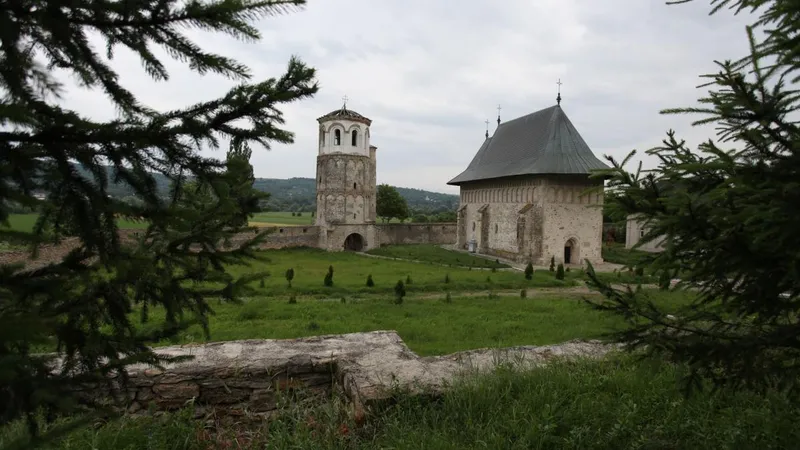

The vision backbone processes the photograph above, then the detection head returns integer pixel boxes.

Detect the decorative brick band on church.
[448,103,608,266]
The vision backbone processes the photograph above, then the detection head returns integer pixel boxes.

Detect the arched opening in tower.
[343,233,365,252]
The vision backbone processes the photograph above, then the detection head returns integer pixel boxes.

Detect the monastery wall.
[375,223,457,247]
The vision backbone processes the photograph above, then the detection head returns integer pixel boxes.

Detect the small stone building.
[447,102,608,266]
[625,215,665,253]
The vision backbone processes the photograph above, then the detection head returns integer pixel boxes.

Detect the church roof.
[447,105,608,185]
[317,105,372,126]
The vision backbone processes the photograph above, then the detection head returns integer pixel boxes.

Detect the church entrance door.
[564,238,578,265]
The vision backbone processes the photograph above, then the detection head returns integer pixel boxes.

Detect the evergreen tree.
[549,256,555,272]
[394,280,406,304]
[366,274,374,287]
[285,268,295,288]
[585,0,800,394]
[555,263,565,281]
[0,0,317,439]
[524,262,534,280]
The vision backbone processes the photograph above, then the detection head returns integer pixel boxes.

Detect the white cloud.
[54,0,758,195]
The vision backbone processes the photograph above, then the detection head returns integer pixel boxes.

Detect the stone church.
[447,99,608,266]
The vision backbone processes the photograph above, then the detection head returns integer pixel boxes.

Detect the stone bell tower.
[314,101,377,229]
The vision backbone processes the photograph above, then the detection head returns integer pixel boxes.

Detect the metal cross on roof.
[342,95,349,108]
[484,119,489,138]
[556,79,563,105]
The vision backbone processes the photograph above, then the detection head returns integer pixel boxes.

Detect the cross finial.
[496,104,502,126]
[484,119,489,138]
[556,79,562,106]
[342,95,349,108]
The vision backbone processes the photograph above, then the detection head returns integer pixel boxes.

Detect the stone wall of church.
[456,175,604,265]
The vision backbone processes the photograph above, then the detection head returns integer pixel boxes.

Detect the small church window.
[495,224,498,233]
[353,182,357,189]
[472,222,476,231]
[351,130,358,146]
[354,213,357,219]
[334,129,341,145]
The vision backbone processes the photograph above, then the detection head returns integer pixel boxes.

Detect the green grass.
[9,356,799,450]
[250,211,314,226]
[3,213,149,233]
[367,244,509,268]
[233,247,570,296]
[601,242,651,267]
[141,288,691,356]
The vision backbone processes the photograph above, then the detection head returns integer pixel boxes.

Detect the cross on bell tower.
[342,95,349,109]
[496,104,502,126]
[484,119,489,138]
[556,79,562,106]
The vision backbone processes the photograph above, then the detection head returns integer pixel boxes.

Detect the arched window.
[351,130,358,146]
[353,182,357,189]
[334,129,341,145]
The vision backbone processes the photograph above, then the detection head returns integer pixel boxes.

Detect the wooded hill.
[70,166,458,214]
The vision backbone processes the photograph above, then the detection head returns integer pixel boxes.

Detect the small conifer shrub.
[556,263,565,280]
[524,262,534,280]
[366,274,375,287]
[394,280,406,304]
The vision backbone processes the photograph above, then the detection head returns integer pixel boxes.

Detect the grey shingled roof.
[447,105,608,185]
[317,106,372,126]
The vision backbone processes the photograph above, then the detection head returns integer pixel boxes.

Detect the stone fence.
[69,331,613,418]
[375,223,457,246]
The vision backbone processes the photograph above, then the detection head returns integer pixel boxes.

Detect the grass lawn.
[367,244,509,268]
[9,356,799,450]
[250,211,314,226]
[142,290,686,356]
[602,242,651,267]
[231,248,572,296]
[3,213,150,232]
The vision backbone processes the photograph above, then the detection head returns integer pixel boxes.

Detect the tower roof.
[447,105,608,185]
[317,105,372,126]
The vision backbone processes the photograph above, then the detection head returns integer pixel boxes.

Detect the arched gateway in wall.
[343,233,365,251]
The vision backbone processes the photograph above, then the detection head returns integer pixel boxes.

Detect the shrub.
[307,321,320,330]
[491,267,497,273]
[520,289,527,298]
[556,263,565,280]
[288,295,297,304]
[324,265,334,287]
[366,274,375,287]
[340,297,346,304]
[549,256,555,272]
[394,280,406,304]
[524,262,534,280]
[259,278,265,288]
[566,267,571,272]
[486,276,492,283]
[291,212,296,216]
[406,275,413,284]
[285,268,295,288]
[635,266,645,277]
[445,292,452,304]
[444,274,450,284]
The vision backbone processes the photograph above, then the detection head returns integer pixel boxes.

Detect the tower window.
[334,129,341,145]
[353,182,357,189]
[351,130,358,146]
[353,213,356,219]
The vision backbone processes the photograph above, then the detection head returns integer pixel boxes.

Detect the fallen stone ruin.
[73,331,616,419]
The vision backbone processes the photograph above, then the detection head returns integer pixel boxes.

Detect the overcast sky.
[59,0,756,195]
